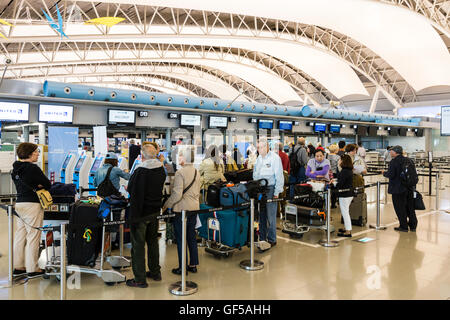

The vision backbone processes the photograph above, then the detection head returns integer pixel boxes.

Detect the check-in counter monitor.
[60,153,77,184]
[72,154,92,190]
[88,156,104,195]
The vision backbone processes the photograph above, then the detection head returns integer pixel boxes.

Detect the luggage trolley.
[282,182,335,238]
[204,215,237,258]
[42,196,129,286]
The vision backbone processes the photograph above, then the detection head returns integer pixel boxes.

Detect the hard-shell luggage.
[219,183,248,207]
[224,169,253,184]
[285,204,325,226]
[197,204,249,248]
[344,193,367,226]
[49,182,77,203]
[67,201,102,267]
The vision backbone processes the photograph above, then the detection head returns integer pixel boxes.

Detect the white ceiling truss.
[0,0,448,112]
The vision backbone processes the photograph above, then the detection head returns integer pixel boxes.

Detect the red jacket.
[278,151,290,174]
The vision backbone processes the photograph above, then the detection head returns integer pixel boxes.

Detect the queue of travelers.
[9,137,417,286]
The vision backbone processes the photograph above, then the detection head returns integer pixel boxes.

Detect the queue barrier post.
[169,210,198,296]
[319,188,339,247]
[8,205,13,287]
[240,198,264,271]
[370,181,387,230]
[60,223,67,300]
[436,171,440,211]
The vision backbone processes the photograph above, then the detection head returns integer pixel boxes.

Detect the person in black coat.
[335,154,354,237]
[126,144,166,288]
[11,143,51,279]
[382,145,417,232]
[128,139,141,171]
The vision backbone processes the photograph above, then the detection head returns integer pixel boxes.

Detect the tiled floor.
[0,176,449,300]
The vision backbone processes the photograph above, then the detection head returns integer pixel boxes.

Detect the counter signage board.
[440,106,450,136]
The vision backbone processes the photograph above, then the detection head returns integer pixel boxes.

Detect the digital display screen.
[441,106,450,136]
[0,102,29,122]
[180,114,201,127]
[314,123,327,133]
[75,158,84,170]
[279,121,293,131]
[258,119,274,129]
[209,116,228,129]
[90,158,103,172]
[108,109,136,125]
[229,117,237,122]
[368,126,378,136]
[357,126,367,136]
[169,113,178,119]
[329,124,341,133]
[62,155,71,168]
[39,104,73,123]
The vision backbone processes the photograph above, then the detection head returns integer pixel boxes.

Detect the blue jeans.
[289,166,306,199]
[258,186,277,243]
[173,214,199,268]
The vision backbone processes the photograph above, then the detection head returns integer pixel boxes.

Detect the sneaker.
[394,227,409,233]
[410,228,416,232]
[146,272,162,281]
[268,241,277,247]
[126,279,148,288]
[27,270,45,279]
[337,232,352,238]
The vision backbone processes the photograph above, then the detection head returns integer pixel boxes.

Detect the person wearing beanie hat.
[382,145,417,232]
[94,152,131,193]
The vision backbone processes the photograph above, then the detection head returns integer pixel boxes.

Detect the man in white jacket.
[253,139,284,250]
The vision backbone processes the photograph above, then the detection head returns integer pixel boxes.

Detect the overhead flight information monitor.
[258,119,274,129]
[39,104,73,123]
[441,106,450,136]
[329,124,341,133]
[0,102,29,122]
[209,116,228,129]
[278,120,293,131]
[180,114,201,127]
[314,123,327,133]
[108,109,136,125]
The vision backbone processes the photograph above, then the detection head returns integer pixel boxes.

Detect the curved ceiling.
[84,0,450,91]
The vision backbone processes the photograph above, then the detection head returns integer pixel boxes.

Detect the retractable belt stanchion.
[436,171,440,211]
[240,198,264,271]
[8,205,13,287]
[169,210,198,296]
[60,223,67,301]
[319,188,339,247]
[370,181,387,230]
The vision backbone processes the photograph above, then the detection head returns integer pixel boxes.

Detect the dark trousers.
[130,215,160,283]
[289,166,306,199]
[173,214,199,268]
[392,191,418,230]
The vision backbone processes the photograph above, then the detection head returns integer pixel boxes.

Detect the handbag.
[414,191,426,210]
[15,175,53,210]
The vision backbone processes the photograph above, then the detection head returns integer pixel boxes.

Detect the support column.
[38,123,46,145]
[23,125,30,142]
[165,128,171,152]
[280,132,285,146]
[140,130,147,143]
[369,86,381,113]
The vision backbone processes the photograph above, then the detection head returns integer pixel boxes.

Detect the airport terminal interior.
[0,0,449,301]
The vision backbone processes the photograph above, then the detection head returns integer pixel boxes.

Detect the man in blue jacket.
[382,145,417,232]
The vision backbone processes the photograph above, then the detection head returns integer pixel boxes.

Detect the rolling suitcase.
[67,201,102,267]
[219,183,248,207]
[346,193,367,226]
[198,204,249,249]
[285,204,325,226]
[224,169,253,183]
[292,184,324,209]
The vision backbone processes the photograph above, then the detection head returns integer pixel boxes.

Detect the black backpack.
[400,157,419,189]
[97,166,121,198]
[289,146,301,175]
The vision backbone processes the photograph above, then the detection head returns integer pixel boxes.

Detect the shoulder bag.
[15,174,53,210]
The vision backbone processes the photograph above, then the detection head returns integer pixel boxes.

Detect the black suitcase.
[341,193,367,226]
[67,201,102,267]
[206,181,225,207]
[286,204,325,226]
[292,184,324,209]
[224,169,253,183]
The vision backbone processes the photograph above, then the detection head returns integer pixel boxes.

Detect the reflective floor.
[0,176,449,300]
